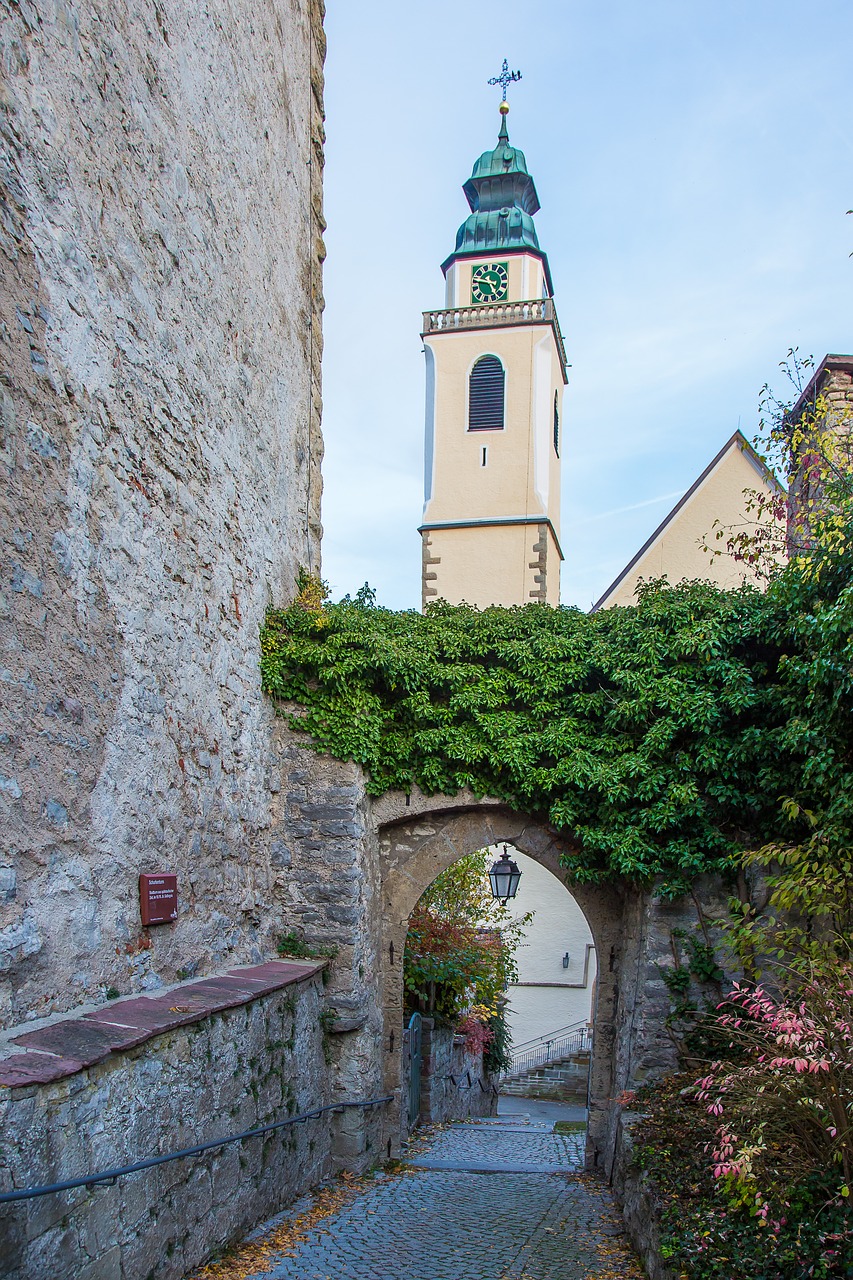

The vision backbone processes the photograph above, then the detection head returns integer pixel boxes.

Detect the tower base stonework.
[419,520,561,608]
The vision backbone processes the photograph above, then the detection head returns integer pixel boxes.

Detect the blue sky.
[318,0,852,610]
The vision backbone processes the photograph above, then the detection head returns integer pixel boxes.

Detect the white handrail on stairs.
[502,1019,592,1080]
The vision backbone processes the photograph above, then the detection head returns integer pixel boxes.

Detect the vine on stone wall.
[262,579,794,895]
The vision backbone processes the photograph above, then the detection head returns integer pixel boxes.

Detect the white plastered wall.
[504,850,596,1050]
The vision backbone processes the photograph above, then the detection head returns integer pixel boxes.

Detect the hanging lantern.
[488,844,522,901]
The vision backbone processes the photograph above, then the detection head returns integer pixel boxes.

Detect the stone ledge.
[0,959,325,1088]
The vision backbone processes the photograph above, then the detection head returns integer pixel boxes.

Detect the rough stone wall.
[0,969,330,1280]
[820,360,853,437]
[419,1019,497,1125]
[267,730,387,1167]
[0,0,325,1026]
[596,875,732,1178]
[610,1110,676,1280]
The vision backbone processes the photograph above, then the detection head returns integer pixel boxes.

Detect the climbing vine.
[261,579,798,894]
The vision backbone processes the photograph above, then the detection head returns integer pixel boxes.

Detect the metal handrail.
[502,1021,592,1080]
[510,1019,589,1055]
[0,1095,393,1203]
[443,1073,500,1096]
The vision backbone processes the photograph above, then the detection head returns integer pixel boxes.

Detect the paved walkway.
[408,1114,585,1172]
[197,1116,644,1280]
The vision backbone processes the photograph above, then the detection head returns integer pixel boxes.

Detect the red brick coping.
[0,960,324,1088]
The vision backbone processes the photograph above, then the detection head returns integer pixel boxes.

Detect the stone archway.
[269,741,725,1177]
[370,790,625,1168]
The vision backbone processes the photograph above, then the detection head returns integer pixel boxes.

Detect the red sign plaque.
[139,873,178,926]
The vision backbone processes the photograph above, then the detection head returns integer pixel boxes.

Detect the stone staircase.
[499,1020,592,1102]
[499,1047,590,1101]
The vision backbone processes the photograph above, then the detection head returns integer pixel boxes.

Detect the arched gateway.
[372,790,623,1168]
[270,741,729,1177]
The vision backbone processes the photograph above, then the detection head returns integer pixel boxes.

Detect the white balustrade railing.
[422,298,568,370]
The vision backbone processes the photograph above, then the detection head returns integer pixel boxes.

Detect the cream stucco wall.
[425,522,560,608]
[444,253,548,308]
[423,325,563,529]
[505,850,596,1051]
[598,437,784,608]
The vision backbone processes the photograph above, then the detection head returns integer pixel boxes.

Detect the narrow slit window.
[481,446,487,467]
[553,391,560,456]
[468,355,505,431]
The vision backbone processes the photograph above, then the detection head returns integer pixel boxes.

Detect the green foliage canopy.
[262,366,852,901]
[261,579,801,894]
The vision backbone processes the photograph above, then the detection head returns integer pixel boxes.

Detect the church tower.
[420,97,568,608]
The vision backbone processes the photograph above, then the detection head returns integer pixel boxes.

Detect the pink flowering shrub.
[631,968,852,1279]
[457,1006,496,1057]
[695,966,853,1196]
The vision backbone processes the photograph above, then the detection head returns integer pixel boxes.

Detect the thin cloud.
[566,490,684,530]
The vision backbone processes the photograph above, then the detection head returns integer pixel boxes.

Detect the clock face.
[471,262,509,303]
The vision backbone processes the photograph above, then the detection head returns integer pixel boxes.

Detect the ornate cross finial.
[488,59,522,112]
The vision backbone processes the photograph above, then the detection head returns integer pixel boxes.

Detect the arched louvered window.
[468,356,505,431]
[553,391,560,456]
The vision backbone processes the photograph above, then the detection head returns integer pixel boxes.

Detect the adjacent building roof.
[786,353,853,424]
[592,430,785,611]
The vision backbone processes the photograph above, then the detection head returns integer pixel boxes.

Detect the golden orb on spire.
[499,100,510,115]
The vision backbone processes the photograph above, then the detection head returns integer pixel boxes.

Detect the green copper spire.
[453,112,541,256]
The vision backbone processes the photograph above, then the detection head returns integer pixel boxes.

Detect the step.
[501,1088,587,1103]
[503,1052,590,1082]
[509,1065,589,1086]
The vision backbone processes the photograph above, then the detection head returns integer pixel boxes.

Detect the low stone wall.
[610,1110,675,1280]
[0,963,334,1280]
[420,1019,497,1125]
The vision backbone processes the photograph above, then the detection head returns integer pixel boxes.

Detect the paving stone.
[230,1119,641,1280]
[410,1120,584,1171]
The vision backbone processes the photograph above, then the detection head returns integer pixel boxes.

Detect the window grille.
[553,392,560,456]
[468,356,505,431]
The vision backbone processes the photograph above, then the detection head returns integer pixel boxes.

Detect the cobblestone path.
[408,1115,586,1171]
[203,1118,644,1280]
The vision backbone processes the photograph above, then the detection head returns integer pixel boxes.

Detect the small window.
[468,356,505,431]
[481,446,488,467]
[553,392,560,456]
